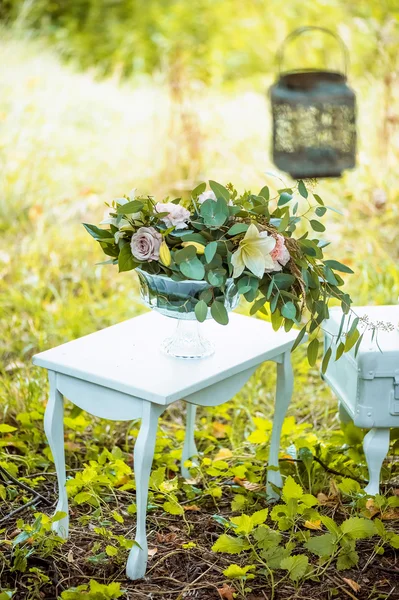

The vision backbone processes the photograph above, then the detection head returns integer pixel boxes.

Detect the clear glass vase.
[136,268,239,359]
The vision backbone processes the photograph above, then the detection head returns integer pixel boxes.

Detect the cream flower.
[231,224,276,279]
[155,202,191,230]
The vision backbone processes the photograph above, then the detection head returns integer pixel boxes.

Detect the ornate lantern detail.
[270,27,356,179]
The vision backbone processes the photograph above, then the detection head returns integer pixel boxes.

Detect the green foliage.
[60,580,125,599]
[85,180,358,369]
[280,555,309,582]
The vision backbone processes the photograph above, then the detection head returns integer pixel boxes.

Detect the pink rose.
[262,233,290,272]
[155,202,191,230]
[130,226,162,261]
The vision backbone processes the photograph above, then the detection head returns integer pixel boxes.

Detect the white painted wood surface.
[33,312,297,404]
[33,312,298,579]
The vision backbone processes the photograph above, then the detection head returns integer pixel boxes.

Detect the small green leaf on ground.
[280,555,309,581]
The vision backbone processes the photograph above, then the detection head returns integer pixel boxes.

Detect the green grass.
[0,35,398,600]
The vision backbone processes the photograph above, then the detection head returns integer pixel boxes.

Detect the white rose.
[155,202,191,230]
[198,190,233,206]
[198,190,217,204]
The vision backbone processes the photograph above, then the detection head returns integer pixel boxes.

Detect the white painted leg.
[126,401,163,580]
[363,428,390,496]
[181,403,198,479]
[43,371,69,538]
[267,352,294,500]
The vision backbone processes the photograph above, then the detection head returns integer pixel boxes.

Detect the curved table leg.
[127,401,163,580]
[181,403,198,479]
[267,351,294,500]
[363,428,390,496]
[44,371,69,538]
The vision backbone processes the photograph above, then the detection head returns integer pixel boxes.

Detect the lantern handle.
[277,26,349,77]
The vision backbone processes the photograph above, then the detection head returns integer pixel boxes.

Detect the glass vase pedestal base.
[161,319,214,359]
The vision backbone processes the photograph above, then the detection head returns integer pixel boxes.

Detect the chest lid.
[326,305,399,380]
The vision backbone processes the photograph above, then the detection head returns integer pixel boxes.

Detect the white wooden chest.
[323,305,399,494]
[323,305,399,429]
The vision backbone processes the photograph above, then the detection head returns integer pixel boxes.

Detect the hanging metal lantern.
[270,27,356,179]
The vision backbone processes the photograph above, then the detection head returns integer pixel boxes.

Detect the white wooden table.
[33,312,298,579]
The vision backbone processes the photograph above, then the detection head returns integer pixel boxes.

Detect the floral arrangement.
[84,179,356,367]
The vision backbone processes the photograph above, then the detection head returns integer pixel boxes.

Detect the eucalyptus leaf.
[207,268,227,287]
[227,223,249,236]
[179,257,205,280]
[191,182,206,198]
[291,325,307,352]
[204,241,218,263]
[310,219,326,232]
[307,338,319,366]
[258,185,270,200]
[298,180,308,199]
[118,245,137,272]
[200,288,213,304]
[324,260,354,274]
[211,301,229,325]
[200,197,229,228]
[116,200,144,214]
[209,180,230,201]
[250,295,267,315]
[195,299,208,323]
[321,346,332,374]
[174,245,197,264]
[281,301,296,320]
[83,223,113,241]
[278,211,290,232]
[278,192,293,206]
[315,206,327,217]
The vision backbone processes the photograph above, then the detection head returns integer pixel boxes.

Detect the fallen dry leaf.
[218,583,235,600]
[317,492,329,504]
[233,476,264,492]
[364,498,380,518]
[67,550,74,564]
[183,504,201,511]
[214,447,233,461]
[148,547,158,558]
[64,442,81,452]
[156,532,178,544]
[304,519,322,530]
[212,422,228,439]
[343,578,361,593]
[381,508,399,520]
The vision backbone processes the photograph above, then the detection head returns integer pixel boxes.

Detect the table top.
[32,312,298,404]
